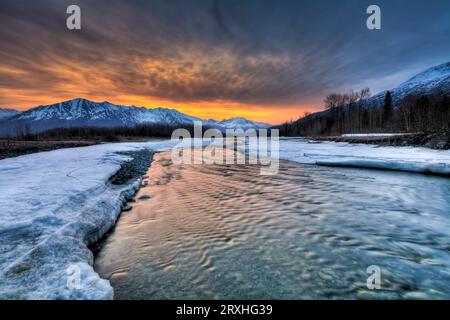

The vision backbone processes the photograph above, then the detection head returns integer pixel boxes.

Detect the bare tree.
[324,93,342,110]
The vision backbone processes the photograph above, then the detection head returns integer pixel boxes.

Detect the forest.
[14,123,205,142]
[278,89,450,137]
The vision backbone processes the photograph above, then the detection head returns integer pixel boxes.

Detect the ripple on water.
[94,150,450,300]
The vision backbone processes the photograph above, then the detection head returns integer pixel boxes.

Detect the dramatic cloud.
[0,0,449,123]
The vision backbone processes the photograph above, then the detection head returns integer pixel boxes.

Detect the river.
[94,150,450,299]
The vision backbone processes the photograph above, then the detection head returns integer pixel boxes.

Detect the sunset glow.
[1,0,449,124]
[0,48,317,124]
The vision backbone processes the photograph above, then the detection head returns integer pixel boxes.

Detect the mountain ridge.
[366,61,450,106]
[0,98,270,136]
[0,108,19,120]
[292,61,450,126]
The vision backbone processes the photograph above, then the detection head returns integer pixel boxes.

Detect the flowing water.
[95,150,450,299]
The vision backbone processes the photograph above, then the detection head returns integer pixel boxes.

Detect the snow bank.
[0,140,177,300]
[276,138,450,176]
[341,133,407,137]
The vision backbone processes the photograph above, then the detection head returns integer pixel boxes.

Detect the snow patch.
[275,138,450,176]
[341,133,407,137]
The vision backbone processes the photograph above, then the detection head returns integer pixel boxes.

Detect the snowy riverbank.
[1,138,450,299]
[277,138,450,176]
[0,140,177,299]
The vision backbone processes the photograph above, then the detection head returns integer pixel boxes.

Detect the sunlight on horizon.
[1,93,317,125]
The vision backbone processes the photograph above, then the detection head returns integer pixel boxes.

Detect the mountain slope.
[12,98,201,125]
[298,61,450,122]
[0,108,19,120]
[283,61,450,137]
[0,99,269,136]
[368,62,450,106]
[218,117,270,130]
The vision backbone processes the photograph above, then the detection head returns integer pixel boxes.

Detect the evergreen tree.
[382,91,393,128]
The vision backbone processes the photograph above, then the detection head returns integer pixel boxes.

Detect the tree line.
[17,123,210,142]
[279,88,450,136]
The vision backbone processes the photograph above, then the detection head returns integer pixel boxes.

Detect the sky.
[0,0,449,124]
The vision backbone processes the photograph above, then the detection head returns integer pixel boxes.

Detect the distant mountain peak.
[0,99,271,135]
[402,62,450,86]
[0,108,18,112]
[0,108,20,120]
[218,117,271,129]
[366,61,450,106]
[70,97,86,102]
[223,117,246,121]
[64,97,88,105]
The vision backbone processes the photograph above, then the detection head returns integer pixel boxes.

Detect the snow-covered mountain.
[11,98,202,125]
[288,61,450,130]
[368,62,450,106]
[0,98,269,136]
[218,117,270,130]
[0,108,19,120]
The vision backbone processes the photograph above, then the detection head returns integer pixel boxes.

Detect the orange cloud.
[0,44,322,125]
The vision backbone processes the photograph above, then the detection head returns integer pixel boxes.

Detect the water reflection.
[95,150,450,299]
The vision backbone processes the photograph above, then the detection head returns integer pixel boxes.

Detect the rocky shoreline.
[314,130,450,150]
[109,149,154,184]
[91,149,154,256]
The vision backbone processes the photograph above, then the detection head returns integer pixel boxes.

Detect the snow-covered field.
[277,138,450,176]
[1,137,450,299]
[341,133,407,137]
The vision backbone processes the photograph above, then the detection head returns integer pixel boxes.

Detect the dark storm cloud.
[0,0,449,107]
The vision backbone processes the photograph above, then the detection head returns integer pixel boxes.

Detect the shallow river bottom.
[95,151,450,299]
